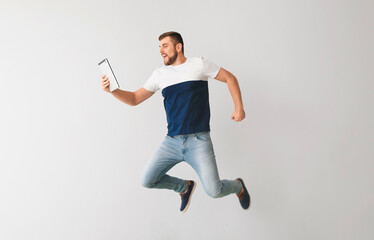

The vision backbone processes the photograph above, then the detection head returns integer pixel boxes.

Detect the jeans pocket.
[166,135,174,140]
[195,132,210,141]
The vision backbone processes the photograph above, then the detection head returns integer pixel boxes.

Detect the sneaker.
[236,178,250,210]
[179,180,196,213]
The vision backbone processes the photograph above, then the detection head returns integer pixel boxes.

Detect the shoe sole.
[182,182,196,213]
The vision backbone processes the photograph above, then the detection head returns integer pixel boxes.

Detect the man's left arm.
[214,67,246,122]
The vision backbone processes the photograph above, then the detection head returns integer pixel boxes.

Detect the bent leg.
[140,136,187,193]
[185,132,242,198]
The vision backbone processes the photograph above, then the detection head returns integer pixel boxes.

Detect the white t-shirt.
[143,57,220,92]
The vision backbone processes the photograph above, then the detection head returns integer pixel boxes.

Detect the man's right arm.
[101,75,155,106]
[111,88,154,106]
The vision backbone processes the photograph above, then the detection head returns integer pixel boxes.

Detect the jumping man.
[100,31,250,212]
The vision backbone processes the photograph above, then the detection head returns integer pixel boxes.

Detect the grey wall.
[1,0,373,239]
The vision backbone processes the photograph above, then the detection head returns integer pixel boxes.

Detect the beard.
[164,49,178,66]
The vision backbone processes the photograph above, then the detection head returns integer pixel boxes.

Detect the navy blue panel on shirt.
[162,80,210,136]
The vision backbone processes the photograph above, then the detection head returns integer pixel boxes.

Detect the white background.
[1,0,373,239]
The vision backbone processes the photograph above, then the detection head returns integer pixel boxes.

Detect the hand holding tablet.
[98,58,120,92]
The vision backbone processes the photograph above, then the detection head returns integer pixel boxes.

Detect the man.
[100,31,250,213]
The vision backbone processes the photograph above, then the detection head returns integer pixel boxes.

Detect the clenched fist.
[231,109,245,122]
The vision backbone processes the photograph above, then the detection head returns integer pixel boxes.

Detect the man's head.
[158,31,184,66]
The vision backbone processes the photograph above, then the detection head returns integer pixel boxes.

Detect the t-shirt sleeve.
[201,57,221,79]
[142,70,159,92]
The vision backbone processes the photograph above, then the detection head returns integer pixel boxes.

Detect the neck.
[171,54,187,66]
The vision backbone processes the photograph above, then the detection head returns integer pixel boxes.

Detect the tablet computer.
[98,58,120,92]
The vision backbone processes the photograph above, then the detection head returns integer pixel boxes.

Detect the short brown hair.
[158,31,184,54]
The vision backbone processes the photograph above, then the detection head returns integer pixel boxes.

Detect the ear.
[176,43,182,53]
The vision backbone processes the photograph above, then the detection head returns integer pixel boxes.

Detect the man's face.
[159,36,178,66]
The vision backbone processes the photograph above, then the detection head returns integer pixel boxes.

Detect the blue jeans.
[140,131,242,198]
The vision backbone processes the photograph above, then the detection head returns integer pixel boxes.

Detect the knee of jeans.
[204,184,223,199]
[140,173,155,189]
